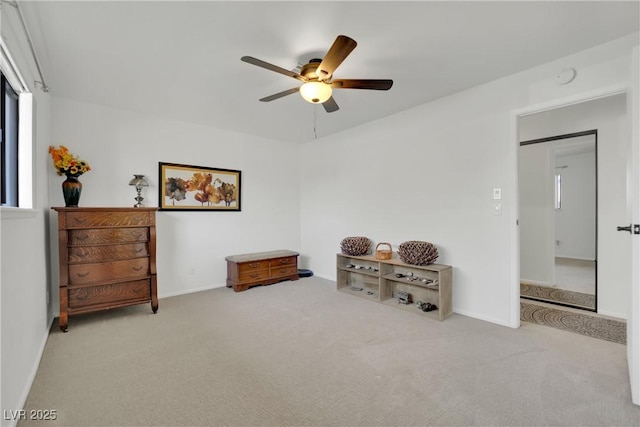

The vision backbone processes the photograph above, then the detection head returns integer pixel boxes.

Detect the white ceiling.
[11,1,640,143]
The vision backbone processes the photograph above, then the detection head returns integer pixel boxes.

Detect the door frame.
[508,84,626,327]
[627,45,639,406]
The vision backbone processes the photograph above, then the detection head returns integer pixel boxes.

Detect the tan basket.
[375,242,393,260]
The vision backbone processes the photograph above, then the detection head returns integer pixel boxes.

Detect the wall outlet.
[493,201,502,215]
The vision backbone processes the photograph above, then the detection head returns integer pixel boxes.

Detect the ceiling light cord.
[3,0,50,92]
[313,105,318,140]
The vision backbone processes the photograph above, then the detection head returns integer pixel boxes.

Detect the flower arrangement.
[48,145,91,178]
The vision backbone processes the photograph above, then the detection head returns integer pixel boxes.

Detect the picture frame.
[159,162,241,211]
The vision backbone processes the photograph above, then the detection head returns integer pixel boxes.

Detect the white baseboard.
[452,308,520,329]
[596,309,627,321]
[158,283,226,299]
[555,256,595,262]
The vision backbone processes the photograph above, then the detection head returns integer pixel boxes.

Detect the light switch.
[493,188,502,200]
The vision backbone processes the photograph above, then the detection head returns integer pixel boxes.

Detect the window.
[2,73,19,206]
[1,39,34,212]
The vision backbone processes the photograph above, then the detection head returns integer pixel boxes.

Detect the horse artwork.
[159,162,241,211]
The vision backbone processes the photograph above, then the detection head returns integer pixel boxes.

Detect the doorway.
[516,92,629,320]
[519,130,597,311]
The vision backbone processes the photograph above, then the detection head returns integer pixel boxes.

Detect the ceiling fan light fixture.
[300,81,332,104]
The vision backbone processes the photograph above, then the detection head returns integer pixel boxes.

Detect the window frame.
[2,73,20,206]
[0,38,35,215]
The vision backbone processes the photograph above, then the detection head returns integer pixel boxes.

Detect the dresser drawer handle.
[278,268,288,273]
[76,271,90,278]
[279,259,290,265]
[249,263,259,268]
[75,233,89,240]
[132,266,144,271]
[249,273,260,278]
[135,247,145,253]
[72,218,87,225]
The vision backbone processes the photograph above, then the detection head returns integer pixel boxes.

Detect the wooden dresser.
[52,207,158,331]
[226,250,299,292]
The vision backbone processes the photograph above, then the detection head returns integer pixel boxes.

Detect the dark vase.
[62,176,82,207]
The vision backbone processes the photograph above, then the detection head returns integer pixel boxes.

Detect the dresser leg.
[59,313,68,332]
[59,287,68,332]
[151,276,159,313]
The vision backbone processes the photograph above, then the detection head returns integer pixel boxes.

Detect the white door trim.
[627,45,639,406]
[508,85,628,317]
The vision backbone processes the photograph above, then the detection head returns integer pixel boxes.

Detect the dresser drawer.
[69,228,148,246]
[238,269,270,283]
[69,258,149,285]
[238,260,270,273]
[270,256,297,267]
[270,265,298,278]
[68,243,148,263]
[65,211,153,228]
[68,279,151,310]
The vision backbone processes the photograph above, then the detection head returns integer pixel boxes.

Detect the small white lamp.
[128,174,149,208]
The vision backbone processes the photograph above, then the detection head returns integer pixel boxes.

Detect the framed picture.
[159,162,241,211]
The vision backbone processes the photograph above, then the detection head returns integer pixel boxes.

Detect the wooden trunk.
[226,250,299,292]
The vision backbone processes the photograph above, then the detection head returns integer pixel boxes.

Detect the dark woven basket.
[398,240,439,265]
[340,236,372,256]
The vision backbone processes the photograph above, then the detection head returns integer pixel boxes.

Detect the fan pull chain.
[313,105,318,140]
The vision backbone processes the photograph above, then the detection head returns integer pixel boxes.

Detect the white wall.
[519,94,628,318]
[299,33,638,327]
[0,8,53,426]
[49,98,302,303]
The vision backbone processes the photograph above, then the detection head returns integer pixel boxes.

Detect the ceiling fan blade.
[331,79,393,90]
[241,56,307,82]
[322,96,339,113]
[259,87,300,102]
[316,35,357,80]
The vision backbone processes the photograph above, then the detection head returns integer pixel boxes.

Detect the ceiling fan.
[241,35,393,113]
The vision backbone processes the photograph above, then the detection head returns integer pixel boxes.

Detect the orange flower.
[48,145,91,177]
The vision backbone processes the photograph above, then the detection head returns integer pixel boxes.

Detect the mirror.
[519,131,596,311]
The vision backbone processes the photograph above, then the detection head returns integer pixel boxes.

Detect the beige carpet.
[19,277,640,426]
